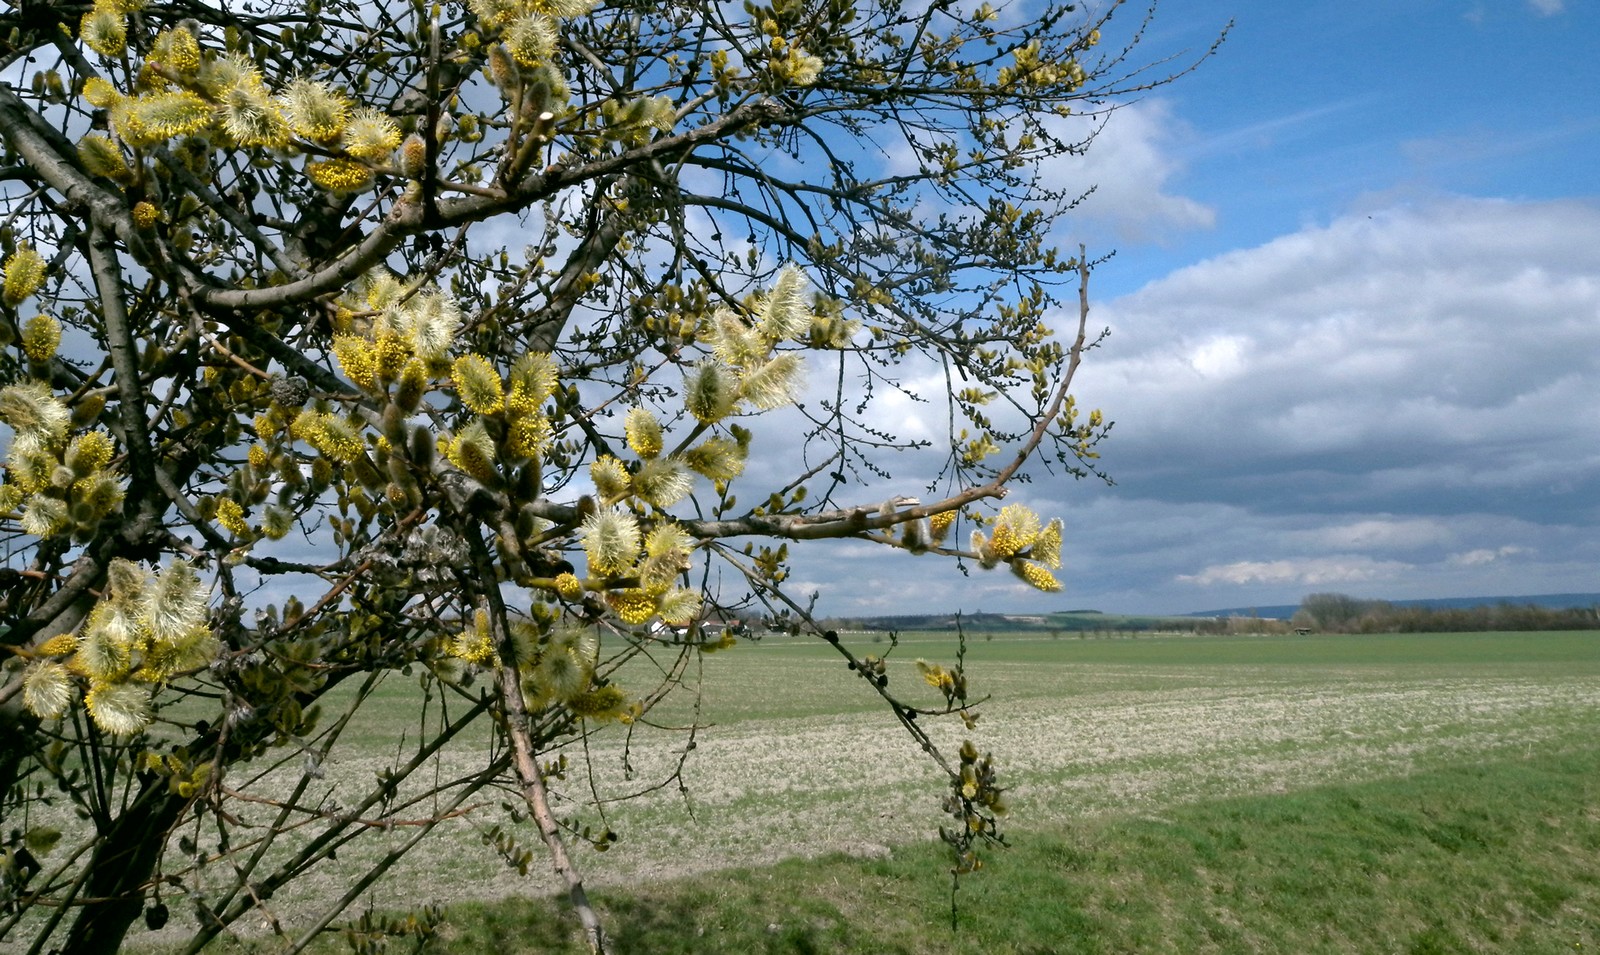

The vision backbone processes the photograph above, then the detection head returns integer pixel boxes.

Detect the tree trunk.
[60,781,185,955]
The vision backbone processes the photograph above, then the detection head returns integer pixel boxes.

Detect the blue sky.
[802,0,1600,616]
[1114,0,1600,283]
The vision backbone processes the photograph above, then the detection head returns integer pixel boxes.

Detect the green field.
[141,630,1600,952]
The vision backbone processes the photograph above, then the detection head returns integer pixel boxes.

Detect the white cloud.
[742,197,1600,617]
[1045,99,1216,245]
[1030,486,1600,614]
[1177,556,1413,588]
[1295,518,1454,553]
[874,96,1213,248]
[999,196,1600,612]
[1528,0,1564,15]
[1079,197,1600,508]
[1448,546,1529,567]
[1187,334,1249,379]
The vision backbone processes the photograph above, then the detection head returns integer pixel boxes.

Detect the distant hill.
[822,610,1201,633]
[1180,604,1303,621]
[1182,593,1600,621]
[813,594,1600,631]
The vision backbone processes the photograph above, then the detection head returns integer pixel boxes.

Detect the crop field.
[136,629,1600,952]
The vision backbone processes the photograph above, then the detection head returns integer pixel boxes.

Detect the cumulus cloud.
[1078,196,1600,521]
[621,196,1600,618]
[1038,486,1594,609]
[1044,99,1216,245]
[749,197,1600,616]
[979,196,1600,612]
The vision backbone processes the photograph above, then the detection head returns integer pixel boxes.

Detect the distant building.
[647,618,750,639]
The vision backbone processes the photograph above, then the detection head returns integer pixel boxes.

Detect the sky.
[5,1,1595,623]
[800,0,1600,617]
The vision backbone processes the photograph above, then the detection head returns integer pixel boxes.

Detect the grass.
[653,629,1600,721]
[127,630,1600,952]
[203,743,1600,954]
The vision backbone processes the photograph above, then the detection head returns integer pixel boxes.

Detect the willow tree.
[0,0,1211,950]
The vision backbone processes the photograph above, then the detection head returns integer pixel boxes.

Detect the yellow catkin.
[1032,518,1063,569]
[313,417,365,464]
[282,79,350,143]
[215,498,249,536]
[3,245,47,308]
[445,425,498,483]
[78,133,132,182]
[21,314,62,361]
[67,430,114,473]
[36,632,80,657]
[624,407,663,458]
[81,77,120,108]
[80,9,128,58]
[589,455,630,501]
[451,354,505,415]
[154,27,201,75]
[132,202,159,229]
[293,411,364,464]
[992,503,1040,556]
[399,134,428,177]
[607,589,656,625]
[332,334,376,388]
[341,108,401,162]
[987,524,1020,559]
[449,629,496,665]
[1011,559,1062,593]
[567,685,628,721]
[505,414,550,459]
[305,157,373,193]
[129,91,212,142]
[373,333,411,384]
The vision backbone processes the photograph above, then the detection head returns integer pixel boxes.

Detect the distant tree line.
[1193,616,1291,636]
[1293,593,1600,633]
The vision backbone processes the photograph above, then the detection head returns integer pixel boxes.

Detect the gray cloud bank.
[1057,195,1600,612]
[800,196,1600,616]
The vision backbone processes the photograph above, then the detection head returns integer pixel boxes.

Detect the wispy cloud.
[1184,98,1373,159]
[1401,115,1600,172]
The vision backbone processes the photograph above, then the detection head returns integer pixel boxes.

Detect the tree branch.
[465,527,609,954]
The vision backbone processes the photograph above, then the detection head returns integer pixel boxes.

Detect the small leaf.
[24,827,61,856]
